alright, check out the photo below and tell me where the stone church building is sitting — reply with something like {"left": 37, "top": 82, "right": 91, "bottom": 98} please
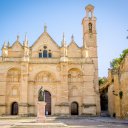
{"left": 0, "top": 4, "right": 100, "bottom": 116}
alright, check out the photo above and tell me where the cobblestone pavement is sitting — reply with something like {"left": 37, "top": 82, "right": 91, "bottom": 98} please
{"left": 0, "top": 116, "right": 128, "bottom": 128}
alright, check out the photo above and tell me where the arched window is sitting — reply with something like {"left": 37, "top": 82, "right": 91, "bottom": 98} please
{"left": 39, "top": 49, "right": 42, "bottom": 58}
{"left": 48, "top": 50, "right": 52, "bottom": 58}
{"left": 88, "top": 23, "right": 92, "bottom": 33}
{"left": 38, "top": 46, "right": 52, "bottom": 58}
{"left": 39, "top": 52, "right": 42, "bottom": 58}
{"left": 48, "top": 52, "right": 52, "bottom": 58}
{"left": 43, "top": 50, "right": 47, "bottom": 58}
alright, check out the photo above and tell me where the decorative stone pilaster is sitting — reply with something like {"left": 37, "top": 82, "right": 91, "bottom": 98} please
{"left": 37, "top": 101, "right": 46, "bottom": 123}
{"left": 19, "top": 62, "right": 29, "bottom": 116}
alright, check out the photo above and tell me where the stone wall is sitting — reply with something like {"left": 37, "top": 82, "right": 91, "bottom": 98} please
{"left": 0, "top": 4, "right": 100, "bottom": 116}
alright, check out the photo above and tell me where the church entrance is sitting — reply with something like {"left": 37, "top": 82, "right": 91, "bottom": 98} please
{"left": 11, "top": 102, "right": 18, "bottom": 115}
{"left": 44, "top": 90, "right": 51, "bottom": 115}
{"left": 71, "top": 102, "right": 79, "bottom": 115}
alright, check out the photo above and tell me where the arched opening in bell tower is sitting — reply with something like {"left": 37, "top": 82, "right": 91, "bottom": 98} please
{"left": 88, "top": 11, "right": 92, "bottom": 18}
{"left": 88, "top": 23, "right": 92, "bottom": 33}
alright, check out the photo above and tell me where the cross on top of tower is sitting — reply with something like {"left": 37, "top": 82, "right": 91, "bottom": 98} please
{"left": 17, "top": 35, "right": 19, "bottom": 41}
{"left": 44, "top": 24, "right": 47, "bottom": 32}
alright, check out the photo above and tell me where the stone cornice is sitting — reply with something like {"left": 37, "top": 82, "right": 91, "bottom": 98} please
{"left": 0, "top": 104, "right": 6, "bottom": 106}
{"left": 0, "top": 57, "right": 94, "bottom": 64}
{"left": 81, "top": 103, "right": 96, "bottom": 108}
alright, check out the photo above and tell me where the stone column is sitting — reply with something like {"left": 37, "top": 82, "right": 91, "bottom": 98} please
{"left": 37, "top": 101, "right": 46, "bottom": 123}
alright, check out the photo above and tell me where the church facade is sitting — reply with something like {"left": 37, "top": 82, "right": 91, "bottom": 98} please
{"left": 0, "top": 5, "right": 100, "bottom": 116}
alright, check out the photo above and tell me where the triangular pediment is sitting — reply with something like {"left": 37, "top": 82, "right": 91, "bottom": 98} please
{"left": 68, "top": 41, "right": 80, "bottom": 50}
{"left": 11, "top": 41, "right": 23, "bottom": 51}
{"left": 68, "top": 41, "right": 81, "bottom": 57}
{"left": 31, "top": 32, "right": 60, "bottom": 51}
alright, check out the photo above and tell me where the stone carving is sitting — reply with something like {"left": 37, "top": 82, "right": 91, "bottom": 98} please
{"left": 68, "top": 69, "right": 82, "bottom": 82}
{"left": 36, "top": 71, "right": 54, "bottom": 82}
{"left": 38, "top": 86, "right": 45, "bottom": 101}
{"left": 7, "top": 69, "right": 20, "bottom": 82}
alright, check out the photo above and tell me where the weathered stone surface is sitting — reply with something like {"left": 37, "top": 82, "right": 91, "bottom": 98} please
{"left": 0, "top": 4, "right": 100, "bottom": 116}
{"left": 37, "top": 102, "right": 46, "bottom": 123}
{"left": 100, "top": 57, "right": 128, "bottom": 119}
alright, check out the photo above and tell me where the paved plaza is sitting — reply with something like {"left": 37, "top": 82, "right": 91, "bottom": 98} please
{"left": 0, "top": 116, "right": 128, "bottom": 128}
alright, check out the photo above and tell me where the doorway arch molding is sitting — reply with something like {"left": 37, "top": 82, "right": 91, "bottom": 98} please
{"left": 71, "top": 101, "right": 79, "bottom": 115}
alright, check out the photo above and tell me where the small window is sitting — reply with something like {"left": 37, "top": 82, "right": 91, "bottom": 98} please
{"left": 89, "top": 23, "right": 92, "bottom": 33}
{"left": 44, "top": 46, "right": 47, "bottom": 49}
{"left": 39, "top": 53, "right": 42, "bottom": 58}
{"left": 48, "top": 52, "right": 52, "bottom": 58}
{"left": 43, "top": 50, "right": 47, "bottom": 58}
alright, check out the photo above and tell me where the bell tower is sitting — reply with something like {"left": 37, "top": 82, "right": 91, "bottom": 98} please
{"left": 82, "top": 4, "right": 97, "bottom": 58}
{"left": 82, "top": 4, "right": 98, "bottom": 90}
{"left": 82, "top": 5, "right": 100, "bottom": 115}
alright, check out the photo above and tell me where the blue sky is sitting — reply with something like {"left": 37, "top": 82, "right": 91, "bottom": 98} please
{"left": 0, "top": 0, "right": 128, "bottom": 77}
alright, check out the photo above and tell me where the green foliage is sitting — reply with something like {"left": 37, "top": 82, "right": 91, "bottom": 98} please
{"left": 110, "top": 58, "right": 122, "bottom": 69}
{"left": 120, "top": 49, "right": 128, "bottom": 60}
{"left": 99, "top": 77, "right": 107, "bottom": 86}
{"left": 110, "top": 49, "right": 128, "bottom": 69}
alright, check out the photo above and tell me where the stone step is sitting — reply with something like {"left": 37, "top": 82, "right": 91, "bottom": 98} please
{"left": 12, "top": 123, "right": 68, "bottom": 128}
{"left": 100, "top": 111, "right": 110, "bottom": 117}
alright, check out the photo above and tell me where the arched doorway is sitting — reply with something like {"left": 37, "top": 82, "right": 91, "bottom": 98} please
{"left": 11, "top": 102, "right": 18, "bottom": 115}
{"left": 44, "top": 90, "right": 51, "bottom": 115}
{"left": 71, "top": 102, "right": 79, "bottom": 115}
{"left": 100, "top": 92, "right": 108, "bottom": 111}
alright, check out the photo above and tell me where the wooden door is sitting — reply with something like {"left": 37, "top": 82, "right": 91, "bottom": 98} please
{"left": 44, "top": 90, "right": 51, "bottom": 115}
{"left": 100, "top": 93, "right": 108, "bottom": 111}
{"left": 11, "top": 102, "right": 18, "bottom": 115}
{"left": 71, "top": 102, "right": 79, "bottom": 115}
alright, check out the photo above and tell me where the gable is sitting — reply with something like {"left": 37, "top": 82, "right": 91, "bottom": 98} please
{"left": 7, "top": 41, "right": 23, "bottom": 57}
{"left": 31, "top": 32, "right": 59, "bottom": 50}
{"left": 68, "top": 42, "right": 81, "bottom": 57}
{"left": 68, "top": 42, "right": 79, "bottom": 49}
{"left": 31, "top": 32, "right": 60, "bottom": 58}
{"left": 11, "top": 41, "right": 23, "bottom": 51}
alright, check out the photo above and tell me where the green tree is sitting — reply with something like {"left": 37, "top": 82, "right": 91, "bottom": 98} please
{"left": 110, "top": 58, "right": 121, "bottom": 69}
{"left": 120, "top": 48, "right": 128, "bottom": 60}
{"left": 99, "top": 77, "right": 107, "bottom": 85}
{"left": 110, "top": 48, "right": 128, "bottom": 69}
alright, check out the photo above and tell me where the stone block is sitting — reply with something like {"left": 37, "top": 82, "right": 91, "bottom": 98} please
{"left": 37, "top": 101, "right": 46, "bottom": 123}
